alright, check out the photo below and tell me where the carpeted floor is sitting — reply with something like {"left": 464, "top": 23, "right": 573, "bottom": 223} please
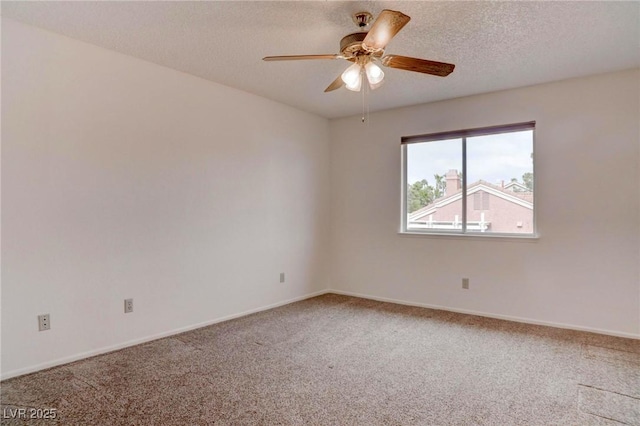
{"left": 1, "top": 294, "right": 639, "bottom": 425}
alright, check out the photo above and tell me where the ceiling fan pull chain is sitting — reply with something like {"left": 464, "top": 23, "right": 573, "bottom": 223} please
{"left": 367, "top": 83, "right": 371, "bottom": 126}
{"left": 361, "top": 67, "right": 369, "bottom": 123}
{"left": 362, "top": 84, "right": 367, "bottom": 123}
{"left": 361, "top": 74, "right": 371, "bottom": 124}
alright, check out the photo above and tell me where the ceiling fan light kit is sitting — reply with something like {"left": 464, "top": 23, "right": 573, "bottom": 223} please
{"left": 342, "top": 61, "right": 363, "bottom": 91}
{"left": 365, "top": 61, "right": 384, "bottom": 85}
{"left": 340, "top": 56, "right": 386, "bottom": 92}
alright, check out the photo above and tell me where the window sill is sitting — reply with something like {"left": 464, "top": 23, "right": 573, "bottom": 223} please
{"left": 398, "top": 231, "right": 540, "bottom": 242}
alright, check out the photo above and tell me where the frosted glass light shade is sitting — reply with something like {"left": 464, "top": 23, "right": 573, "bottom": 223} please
{"left": 341, "top": 62, "right": 363, "bottom": 92}
{"left": 365, "top": 62, "right": 384, "bottom": 85}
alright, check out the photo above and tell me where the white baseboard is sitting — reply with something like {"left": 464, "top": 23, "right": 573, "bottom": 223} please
{"left": 1, "top": 289, "right": 330, "bottom": 381}
{"left": 328, "top": 289, "right": 640, "bottom": 340}
{"left": 3, "top": 288, "right": 637, "bottom": 380}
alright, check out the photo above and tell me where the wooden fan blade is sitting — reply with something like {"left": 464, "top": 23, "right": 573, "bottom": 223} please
{"left": 381, "top": 55, "right": 455, "bottom": 77}
{"left": 263, "top": 54, "right": 340, "bottom": 61}
{"left": 362, "top": 10, "right": 410, "bottom": 52}
{"left": 324, "top": 73, "right": 345, "bottom": 92}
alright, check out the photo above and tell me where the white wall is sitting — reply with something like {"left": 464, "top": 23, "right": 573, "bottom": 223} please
{"left": 1, "top": 19, "right": 330, "bottom": 378}
{"left": 329, "top": 69, "right": 640, "bottom": 336}
{"left": 2, "top": 18, "right": 638, "bottom": 381}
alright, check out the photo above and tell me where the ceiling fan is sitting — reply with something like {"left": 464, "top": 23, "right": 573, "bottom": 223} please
{"left": 263, "top": 9, "right": 455, "bottom": 93}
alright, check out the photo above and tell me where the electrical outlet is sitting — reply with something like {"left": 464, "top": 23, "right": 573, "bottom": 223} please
{"left": 124, "top": 299, "right": 133, "bottom": 313}
{"left": 38, "top": 314, "right": 50, "bottom": 331}
{"left": 280, "top": 273, "right": 285, "bottom": 283}
{"left": 462, "top": 278, "right": 470, "bottom": 290}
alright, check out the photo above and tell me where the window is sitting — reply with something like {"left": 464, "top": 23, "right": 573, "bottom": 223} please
{"left": 401, "top": 122, "right": 535, "bottom": 237}
{"left": 473, "top": 191, "right": 490, "bottom": 211}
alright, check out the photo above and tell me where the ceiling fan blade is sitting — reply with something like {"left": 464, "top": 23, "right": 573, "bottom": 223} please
{"left": 381, "top": 55, "right": 455, "bottom": 77}
{"left": 324, "top": 73, "right": 345, "bottom": 92}
{"left": 362, "top": 10, "right": 410, "bottom": 52}
{"left": 263, "top": 54, "right": 341, "bottom": 61}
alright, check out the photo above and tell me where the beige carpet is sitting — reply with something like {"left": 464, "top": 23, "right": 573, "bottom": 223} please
{"left": 1, "top": 294, "right": 639, "bottom": 425}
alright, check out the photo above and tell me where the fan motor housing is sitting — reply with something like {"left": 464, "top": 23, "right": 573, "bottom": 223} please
{"left": 340, "top": 32, "right": 384, "bottom": 59}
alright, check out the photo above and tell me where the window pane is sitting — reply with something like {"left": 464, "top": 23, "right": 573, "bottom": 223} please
{"left": 466, "top": 130, "right": 534, "bottom": 234}
{"left": 406, "top": 139, "right": 462, "bottom": 231}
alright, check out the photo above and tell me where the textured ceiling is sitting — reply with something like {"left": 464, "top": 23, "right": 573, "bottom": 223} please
{"left": 2, "top": 1, "right": 639, "bottom": 119}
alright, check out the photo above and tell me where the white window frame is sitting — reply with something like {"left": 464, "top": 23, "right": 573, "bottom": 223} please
{"left": 400, "top": 121, "right": 537, "bottom": 238}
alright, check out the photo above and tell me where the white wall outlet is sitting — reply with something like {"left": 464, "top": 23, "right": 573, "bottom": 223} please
{"left": 280, "top": 272, "right": 285, "bottom": 283}
{"left": 124, "top": 298, "right": 133, "bottom": 313}
{"left": 38, "top": 314, "right": 50, "bottom": 331}
{"left": 462, "top": 278, "right": 470, "bottom": 289}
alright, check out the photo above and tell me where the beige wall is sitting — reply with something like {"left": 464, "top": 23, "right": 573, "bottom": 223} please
{"left": 1, "top": 19, "right": 331, "bottom": 378}
{"left": 329, "top": 69, "right": 640, "bottom": 336}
